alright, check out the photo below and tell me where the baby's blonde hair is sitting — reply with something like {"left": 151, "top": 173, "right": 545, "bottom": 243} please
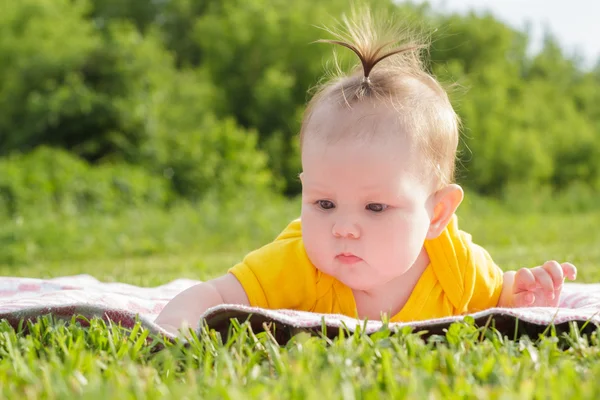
{"left": 300, "top": 7, "right": 460, "bottom": 186}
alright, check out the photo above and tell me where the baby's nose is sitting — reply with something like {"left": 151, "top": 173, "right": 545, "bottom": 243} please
{"left": 332, "top": 220, "right": 360, "bottom": 239}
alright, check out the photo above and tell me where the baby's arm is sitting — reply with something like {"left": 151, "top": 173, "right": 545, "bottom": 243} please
{"left": 155, "top": 274, "right": 249, "bottom": 335}
{"left": 497, "top": 261, "right": 577, "bottom": 308}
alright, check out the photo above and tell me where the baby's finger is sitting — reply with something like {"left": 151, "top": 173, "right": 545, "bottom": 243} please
{"left": 512, "top": 291, "right": 535, "bottom": 307}
{"left": 532, "top": 267, "right": 555, "bottom": 295}
{"left": 541, "top": 260, "right": 564, "bottom": 288}
{"left": 514, "top": 268, "right": 536, "bottom": 292}
{"left": 561, "top": 262, "right": 577, "bottom": 280}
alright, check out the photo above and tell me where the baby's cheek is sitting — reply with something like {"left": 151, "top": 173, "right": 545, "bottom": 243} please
{"left": 303, "top": 215, "right": 327, "bottom": 242}
{"left": 385, "top": 230, "right": 419, "bottom": 266}
{"left": 303, "top": 227, "right": 327, "bottom": 264}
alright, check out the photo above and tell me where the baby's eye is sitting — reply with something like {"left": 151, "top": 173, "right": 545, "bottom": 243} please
{"left": 316, "top": 200, "right": 335, "bottom": 210}
{"left": 366, "top": 203, "right": 388, "bottom": 213}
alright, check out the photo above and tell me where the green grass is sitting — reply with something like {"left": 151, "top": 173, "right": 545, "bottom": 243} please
{"left": 2, "top": 315, "right": 600, "bottom": 398}
{"left": 0, "top": 195, "right": 600, "bottom": 398}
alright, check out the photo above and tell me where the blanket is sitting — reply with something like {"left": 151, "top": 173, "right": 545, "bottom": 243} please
{"left": 1, "top": 275, "right": 599, "bottom": 342}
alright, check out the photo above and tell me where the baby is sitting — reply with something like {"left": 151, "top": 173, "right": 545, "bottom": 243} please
{"left": 155, "top": 9, "right": 577, "bottom": 335}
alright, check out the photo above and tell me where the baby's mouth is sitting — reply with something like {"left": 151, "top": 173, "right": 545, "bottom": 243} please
{"left": 335, "top": 252, "right": 363, "bottom": 265}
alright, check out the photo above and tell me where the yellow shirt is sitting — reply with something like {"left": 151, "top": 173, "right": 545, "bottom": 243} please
{"left": 228, "top": 215, "right": 503, "bottom": 322}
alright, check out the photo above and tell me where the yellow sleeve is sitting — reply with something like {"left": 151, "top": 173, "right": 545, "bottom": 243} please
{"left": 462, "top": 234, "right": 504, "bottom": 312}
{"left": 228, "top": 219, "right": 319, "bottom": 311}
{"left": 426, "top": 215, "right": 504, "bottom": 314}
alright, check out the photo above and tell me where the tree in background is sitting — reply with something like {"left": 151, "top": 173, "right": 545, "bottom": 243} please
{"left": 0, "top": 0, "right": 274, "bottom": 212}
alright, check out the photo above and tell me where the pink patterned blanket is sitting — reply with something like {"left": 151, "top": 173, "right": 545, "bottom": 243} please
{"left": 1, "top": 275, "right": 599, "bottom": 341}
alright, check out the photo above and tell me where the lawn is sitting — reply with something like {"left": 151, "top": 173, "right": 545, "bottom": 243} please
{"left": 1, "top": 196, "right": 599, "bottom": 399}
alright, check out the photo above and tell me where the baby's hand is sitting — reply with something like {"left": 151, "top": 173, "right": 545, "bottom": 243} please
{"left": 511, "top": 261, "right": 577, "bottom": 307}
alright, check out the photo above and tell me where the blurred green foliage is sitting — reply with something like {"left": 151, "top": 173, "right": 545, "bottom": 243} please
{"left": 0, "top": 147, "right": 173, "bottom": 218}
{"left": 0, "top": 0, "right": 598, "bottom": 217}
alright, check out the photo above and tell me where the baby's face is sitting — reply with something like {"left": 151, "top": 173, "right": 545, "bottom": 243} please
{"left": 300, "top": 104, "right": 436, "bottom": 292}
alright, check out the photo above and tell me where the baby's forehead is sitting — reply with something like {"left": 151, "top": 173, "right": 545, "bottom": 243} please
{"left": 302, "top": 132, "right": 427, "bottom": 177}
{"left": 301, "top": 124, "right": 438, "bottom": 190}
{"left": 301, "top": 145, "right": 435, "bottom": 199}
{"left": 304, "top": 100, "right": 411, "bottom": 145}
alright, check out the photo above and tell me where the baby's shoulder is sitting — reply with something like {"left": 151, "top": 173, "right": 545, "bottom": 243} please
{"left": 273, "top": 218, "right": 302, "bottom": 241}
{"left": 243, "top": 218, "right": 307, "bottom": 264}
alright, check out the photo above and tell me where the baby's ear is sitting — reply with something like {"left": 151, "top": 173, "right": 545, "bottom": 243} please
{"left": 426, "top": 184, "right": 464, "bottom": 239}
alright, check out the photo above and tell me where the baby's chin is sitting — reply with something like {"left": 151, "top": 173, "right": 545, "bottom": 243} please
{"left": 315, "top": 263, "right": 380, "bottom": 291}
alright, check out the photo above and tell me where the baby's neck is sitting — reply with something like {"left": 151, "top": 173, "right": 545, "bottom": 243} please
{"left": 352, "top": 247, "right": 430, "bottom": 320}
